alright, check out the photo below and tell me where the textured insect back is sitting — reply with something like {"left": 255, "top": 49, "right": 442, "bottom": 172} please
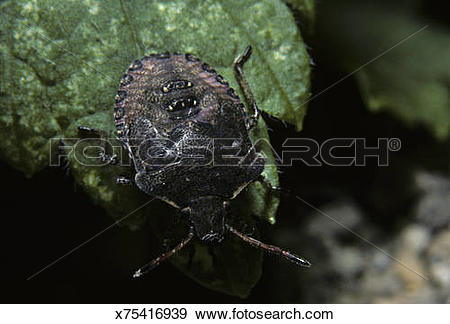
{"left": 114, "top": 51, "right": 264, "bottom": 204}
{"left": 115, "top": 47, "right": 310, "bottom": 279}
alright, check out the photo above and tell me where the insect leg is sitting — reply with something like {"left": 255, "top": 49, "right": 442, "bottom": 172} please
{"left": 257, "top": 174, "right": 283, "bottom": 192}
{"left": 77, "top": 125, "right": 108, "bottom": 137}
{"left": 77, "top": 126, "right": 117, "bottom": 164}
{"left": 257, "top": 175, "right": 295, "bottom": 198}
{"left": 115, "top": 176, "right": 131, "bottom": 185}
{"left": 233, "top": 45, "right": 260, "bottom": 130}
{"left": 225, "top": 224, "right": 311, "bottom": 268}
{"left": 56, "top": 138, "right": 71, "bottom": 175}
{"left": 132, "top": 226, "right": 195, "bottom": 278}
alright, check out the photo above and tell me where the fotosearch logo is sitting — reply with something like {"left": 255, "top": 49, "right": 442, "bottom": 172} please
{"left": 50, "top": 137, "right": 401, "bottom": 168}
{"left": 277, "top": 138, "right": 401, "bottom": 166}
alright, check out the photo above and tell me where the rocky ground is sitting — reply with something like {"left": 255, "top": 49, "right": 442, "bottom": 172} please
{"left": 269, "top": 170, "right": 450, "bottom": 303}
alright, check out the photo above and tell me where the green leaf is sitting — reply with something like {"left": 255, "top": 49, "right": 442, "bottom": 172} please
{"left": 316, "top": 1, "right": 450, "bottom": 140}
{"left": 0, "top": 0, "right": 312, "bottom": 297}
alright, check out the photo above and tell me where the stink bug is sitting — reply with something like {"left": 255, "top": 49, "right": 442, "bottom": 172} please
{"left": 82, "top": 46, "right": 310, "bottom": 277}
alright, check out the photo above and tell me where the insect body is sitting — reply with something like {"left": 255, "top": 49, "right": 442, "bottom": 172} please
{"left": 113, "top": 46, "right": 310, "bottom": 277}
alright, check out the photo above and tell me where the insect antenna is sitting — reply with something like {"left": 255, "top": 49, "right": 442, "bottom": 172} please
{"left": 132, "top": 226, "right": 195, "bottom": 278}
{"left": 225, "top": 224, "right": 311, "bottom": 267}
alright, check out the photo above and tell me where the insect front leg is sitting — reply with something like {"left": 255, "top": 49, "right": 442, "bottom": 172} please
{"left": 233, "top": 45, "right": 260, "bottom": 130}
{"left": 115, "top": 175, "right": 131, "bottom": 185}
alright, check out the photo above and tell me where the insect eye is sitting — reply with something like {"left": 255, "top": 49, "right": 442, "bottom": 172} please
{"left": 166, "top": 96, "right": 200, "bottom": 119}
{"left": 168, "top": 97, "right": 197, "bottom": 111}
{"left": 161, "top": 79, "right": 193, "bottom": 93}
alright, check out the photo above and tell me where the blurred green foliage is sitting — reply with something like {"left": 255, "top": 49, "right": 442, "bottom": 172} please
{"left": 316, "top": 1, "right": 450, "bottom": 140}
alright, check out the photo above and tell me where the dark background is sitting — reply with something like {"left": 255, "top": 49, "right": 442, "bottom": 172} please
{"left": 1, "top": 0, "right": 449, "bottom": 303}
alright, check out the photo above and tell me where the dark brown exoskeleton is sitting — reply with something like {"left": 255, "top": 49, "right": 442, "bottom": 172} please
{"left": 106, "top": 46, "right": 309, "bottom": 277}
